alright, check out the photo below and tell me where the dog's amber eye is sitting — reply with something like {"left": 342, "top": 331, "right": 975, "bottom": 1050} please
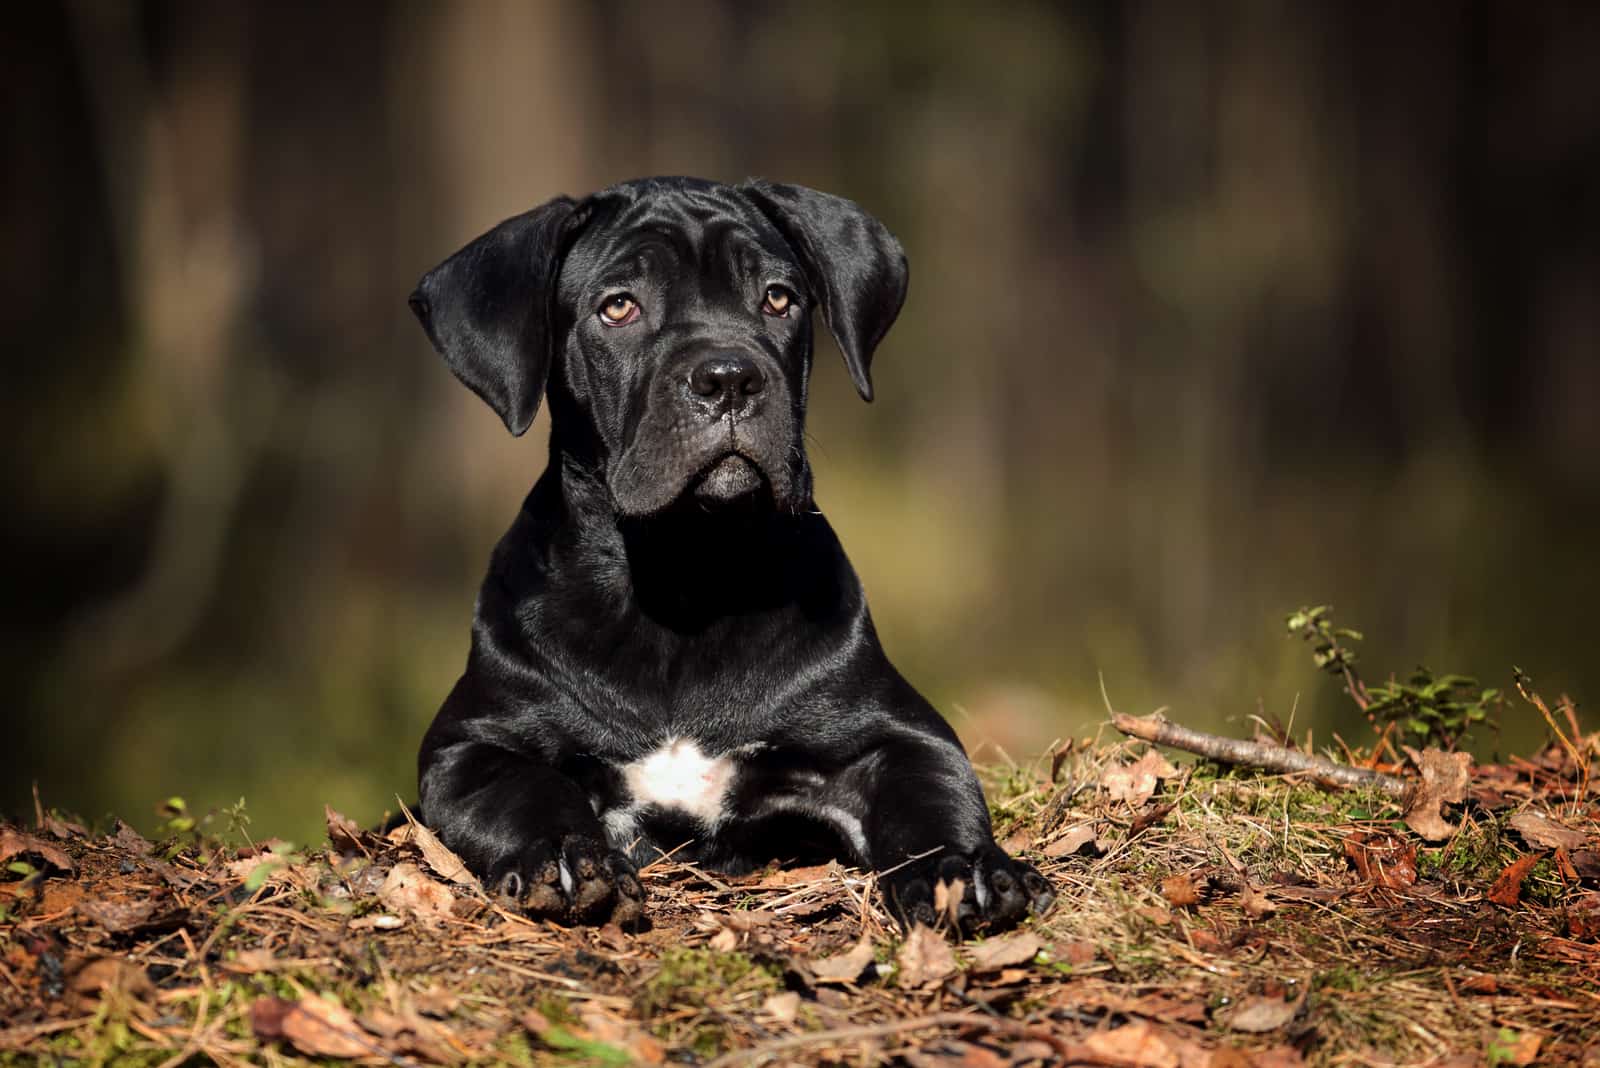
{"left": 762, "top": 286, "right": 793, "bottom": 318}
{"left": 599, "top": 294, "right": 640, "bottom": 326}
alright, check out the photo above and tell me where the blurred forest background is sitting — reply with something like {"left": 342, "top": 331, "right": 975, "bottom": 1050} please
{"left": 5, "top": 1, "right": 1597, "bottom": 843}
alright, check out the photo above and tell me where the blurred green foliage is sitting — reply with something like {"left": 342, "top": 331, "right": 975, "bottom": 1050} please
{"left": 4, "top": 2, "right": 1596, "bottom": 843}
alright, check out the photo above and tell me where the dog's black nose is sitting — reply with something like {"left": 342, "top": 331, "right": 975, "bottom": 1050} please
{"left": 689, "top": 355, "right": 765, "bottom": 404}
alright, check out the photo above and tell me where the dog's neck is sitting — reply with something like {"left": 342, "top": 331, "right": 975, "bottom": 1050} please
{"left": 525, "top": 451, "right": 842, "bottom": 635}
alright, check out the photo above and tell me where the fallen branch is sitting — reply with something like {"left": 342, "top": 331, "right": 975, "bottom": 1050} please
{"left": 1112, "top": 712, "right": 1412, "bottom": 799}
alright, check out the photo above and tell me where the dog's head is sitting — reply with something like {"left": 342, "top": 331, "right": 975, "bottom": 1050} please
{"left": 409, "top": 177, "right": 908, "bottom": 516}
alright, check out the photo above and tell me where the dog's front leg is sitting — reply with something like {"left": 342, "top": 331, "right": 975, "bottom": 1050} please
{"left": 419, "top": 739, "right": 644, "bottom": 925}
{"left": 841, "top": 734, "right": 1053, "bottom": 933}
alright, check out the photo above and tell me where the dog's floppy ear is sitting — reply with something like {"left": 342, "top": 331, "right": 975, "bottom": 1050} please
{"left": 740, "top": 180, "right": 908, "bottom": 402}
{"left": 408, "top": 197, "right": 585, "bottom": 435}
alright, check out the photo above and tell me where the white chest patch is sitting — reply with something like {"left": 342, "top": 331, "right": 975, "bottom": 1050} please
{"left": 622, "top": 739, "right": 736, "bottom": 824}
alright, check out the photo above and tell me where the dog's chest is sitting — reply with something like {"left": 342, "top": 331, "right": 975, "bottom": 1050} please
{"left": 615, "top": 738, "right": 737, "bottom": 822}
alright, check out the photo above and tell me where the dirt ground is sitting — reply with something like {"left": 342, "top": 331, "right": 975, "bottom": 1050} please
{"left": 3, "top": 718, "right": 1598, "bottom": 1066}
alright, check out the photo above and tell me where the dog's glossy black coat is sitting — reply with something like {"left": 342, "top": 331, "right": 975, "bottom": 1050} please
{"left": 410, "top": 177, "right": 1052, "bottom": 931}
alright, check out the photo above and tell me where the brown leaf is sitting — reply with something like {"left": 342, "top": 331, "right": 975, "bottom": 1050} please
{"left": 1102, "top": 750, "right": 1178, "bottom": 807}
{"left": 325, "top": 805, "right": 370, "bottom": 855}
{"left": 1239, "top": 884, "right": 1277, "bottom": 919}
{"left": 1161, "top": 873, "right": 1203, "bottom": 908}
{"left": 68, "top": 957, "right": 154, "bottom": 1001}
{"left": 111, "top": 821, "right": 153, "bottom": 856}
{"left": 1488, "top": 852, "right": 1542, "bottom": 907}
{"left": 379, "top": 861, "right": 456, "bottom": 926}
{"left": 1137, "top": 905, "right": 1174, "bottom": 926}
{"left": 1402, "top": 748, "right": 1472, "bottom": 841}
{"left": 1042, "top": 824, "right": 1100, "bottom": 858}
{"left": 742, "top": 862, "right": 837, "bottom": 888}
{"left": 280, "top": 994, "right": 374, "bottom": 1059}
{"left": 1082, "top": 1022, "right": 1179, "bottom": 1068}
{"left": 41, "top": 813, "right": 87, "bottom": 839}
{"left": 1223, "top": 994, "right": 1302, "bottom": 1033}
{"left": 0, "top": 828, "right": 76, "bottom": 874}
{"left": 250, "top": 996, "right": 296, "bottom": 1039}
{"left": 1343, "top": 832, "right": 1418, "bottom": 889}
{"left": 1130, "top": 802, "right": 1177, "bottom": 835}
{"left": 1246, "top": 1047, "right": 1306, "bottom": 1068}
{"left": 1509, "top": 810, "right": 1590, "bottom": 851}
{"left": 903, "top": 1040, "right": 1011, "bottom": 1068}
{"left": 220, "top": 948, "right": 278, "bottom": 974}
{"left": 1056, "top": 939, "right": 1099, "bottom": 966}
{"left": 762, "top": 991, "right": 801, "bottom": 1024}
{"left": 897, "top": 923, "right": 958, "bottom": 988}
{"left": 1566, "top": 892, "right": 1600, "bottom": 941}
{"left": 810, "top": 936, "right": 877, "bottom": 983}
{"left": 1572, "top": 850, "right": 1600, "bottom": 880}
{"left": 75, "top": 898, "right": 159, "bottom": 933}
{"left": 964, "top": 931, "right": 1041, "bottom": 972}
{"left": 397, "top": 821, "right": 481, "bottom": 890}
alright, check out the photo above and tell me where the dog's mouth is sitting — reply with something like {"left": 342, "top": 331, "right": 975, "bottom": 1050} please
{"left": 691, "top": 451, "right": 767, "bottom": 503}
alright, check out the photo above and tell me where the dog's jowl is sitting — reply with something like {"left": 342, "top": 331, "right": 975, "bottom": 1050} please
{"left": 409, "top": 177, "right": 1053, "bottom": 932}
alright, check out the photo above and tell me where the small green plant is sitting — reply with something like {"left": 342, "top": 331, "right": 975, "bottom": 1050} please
{"left": 1287, "top": 605, "right": 1498, "bottom": 750}
{"left": 1364, "top": 668, "right": 1497, "bottom": 751}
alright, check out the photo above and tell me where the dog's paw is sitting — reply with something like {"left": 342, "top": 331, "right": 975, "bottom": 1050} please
{"left": 490, "top": 834, "right": 645, "bottom": 927}
{"left": 882, "top": 843, "right": 1053, "bottom": 935}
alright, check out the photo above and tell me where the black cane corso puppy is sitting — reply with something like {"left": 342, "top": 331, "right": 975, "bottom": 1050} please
{"left": 409, "top": 176, "right": 1053, "bottom": 932}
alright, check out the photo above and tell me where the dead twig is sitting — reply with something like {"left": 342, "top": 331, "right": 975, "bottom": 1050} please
{"left": 1112, "top": 711, "right": 1412, "bottom": 799}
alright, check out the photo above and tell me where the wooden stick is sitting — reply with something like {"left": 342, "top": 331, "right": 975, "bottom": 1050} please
{"left": 1112, "top": 712, "right": 1413, "bottom": 799}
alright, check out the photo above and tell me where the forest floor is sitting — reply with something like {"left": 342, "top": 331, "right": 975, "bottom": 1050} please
{"left": 3, "top": 713, "right": 1598, "bottom": 1067}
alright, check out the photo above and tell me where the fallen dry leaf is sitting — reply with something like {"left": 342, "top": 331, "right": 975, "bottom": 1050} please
{"left": 1246, "top": 1047, "right": 1306, "bottom": 1067}
{"left": 75, "top": 898, "right": 160, "bottom": 933}
{"left": 0, "top": 828, "right": 76, "bottom": 874}
{"left": 1566, "top": 893, "right": 1600, "bottom": 940}
{"left": 1162, "top": 872, "right": 1203, "bottom": 908}
{"left": 743, "top": 862, "right": 837, "bottom": 888}
{"left": 396, "top": 820, "right": 481, "bottom": 889}
{"left": 810, "top": 936, "right": 877, "bottom": 983}
{"left": 897, "top": 923, "right": 958, "bottom": 988}
{"left": 762, "top": 991, "right": 801, "bottom": 1024}
{"left": 1102, "top": 750, "right": 1179, "bottom": 807}
{"left": 964, "top": 931, "right": 1041, "bottom": 972}
{"left": 903, "top": 1040, "right": 1011, "bottom": 1068}
{"left": 1343, "top": 832, "right": 1418, "bottom": 889}
{"left": 1042, "top": 823, "right": 1101, "bottom": 858}
{"left": 278, "top": 994, "right": 374, "bottom": 1059}
{"left": 324, "top": 805, "right": 370, "bottom": 855}
{"left": 1509, "top": 810, "right": 1590, "bottom": 851}
{"left": 1239, "top": 883, "right": 1277, "bottom": 919}
{"left": 1055, "top": 939, "right": 1099, "bottom": 967}
{"left": 1402, "top": 747, "right": 1472, "bottom": 841}
{"left": 68, "top": 957, "right": 154, "bottom": 1002}
{"left": 1223, "top": 994, "right": 1302, "bottom": 1033}
{"left": 379, "top": 861, "right": 456, "bottom": 926}
{"left": 1082, "top": 1021, "right": 1179, "bottom": 1068}
{"left": 220, "top": 948, "right": 278, "bottom": 974}
{"left": 1488, "top": 853, "right": 1543, "bottom": 908}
